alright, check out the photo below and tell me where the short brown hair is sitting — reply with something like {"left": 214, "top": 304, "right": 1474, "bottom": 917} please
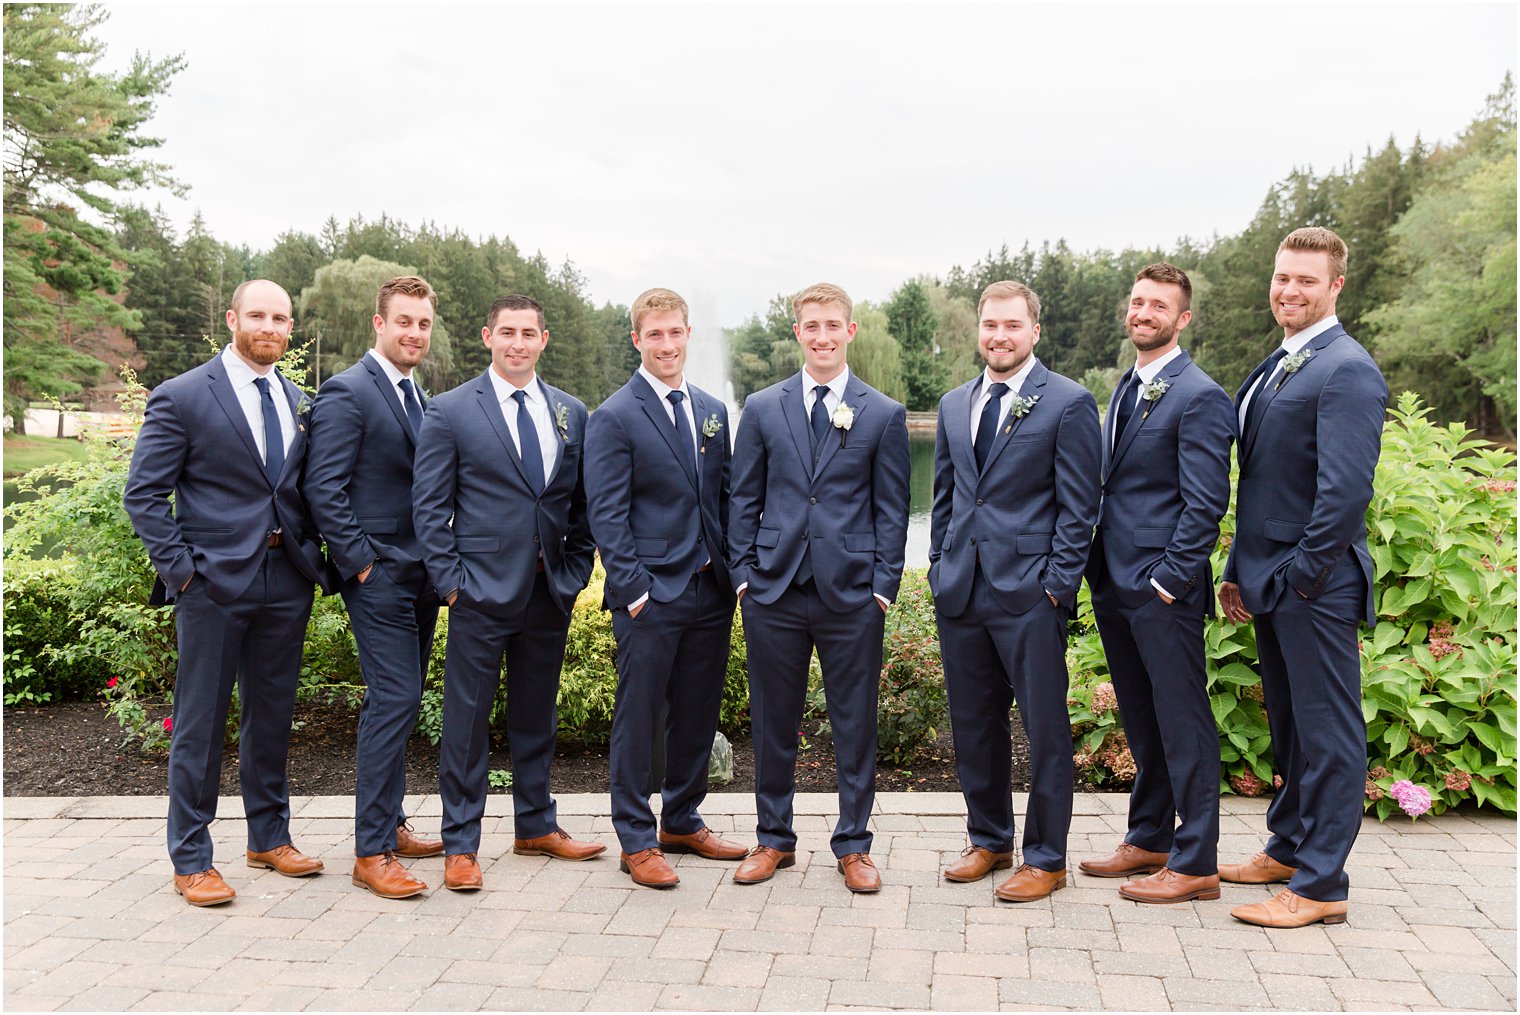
{"left": 376, "top": 276, "right": 437, "bottom": 321}
{"left": 1278, "top": 227, "right": 1348, "bottom": 280}
{"left": 978, "top": 280, "right": 1041, "bottom": 324}
{"left": 792, "top": 282, "right": 853, "bottom": 322}
{"left": 631, "top": 288, "right": 689, "bottom": 333}
{"left": 1134, "top": 262, "right": 1193, "bottom": 313}
{"left": 485, "top": 294, "right": 546, "bottom": 332}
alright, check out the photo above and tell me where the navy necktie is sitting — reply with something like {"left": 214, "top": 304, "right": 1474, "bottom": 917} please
{"left": 809, "top": 384, "right": 831, "bottom": 458}
{"left": 974, "top": 382, "right": 1009, "bottom": 471}
{"left": 1112, "top": 371, "right": 1138, "bottom": 449}
{"left": 1244, "top": 348, "right": 1289, "bottom": 438}
{"left": 512, "top": 390, "right": 545, "bottom": 495}
{"left": 668, "top": 390, "right": 698, "bottom": 487}
{"left": 398, "top": 377, "right": 424, "bottom": 438}
{"left": 253, "top": 376, "right": 284, "bottom": 486}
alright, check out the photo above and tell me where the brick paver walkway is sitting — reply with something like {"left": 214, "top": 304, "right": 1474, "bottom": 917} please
{"left": 3, "top": 792, "right": 1515, "bottom": 1011}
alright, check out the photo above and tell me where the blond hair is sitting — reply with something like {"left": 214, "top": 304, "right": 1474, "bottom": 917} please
{"left": 631, "top": 287, "right": 689, "bottom": 333}
{"left": 792, "top": 282, "right": 853, "bottom": 322}
{"left": 1278, "top": 227, "right": 1348, "bottom": 280}
{"left": 376, "top": 276, "right": 437, "bottom": 320}
{"left": 977, "top": 280, "right": 1042, "bottom": 324}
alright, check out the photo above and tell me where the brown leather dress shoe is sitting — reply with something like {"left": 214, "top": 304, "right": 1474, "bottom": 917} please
{"left": 1079, "top": 842, "right": 1169, "bottom": 878}
{"left": 838, "top": 852, "right": 882, "bottom": 893}
{"left": 352, "top": 851, "right": 427, "bottom": 899}
{"left": 734, "top": 845, "right": 795, "bottom": 884}
{"left": 512, "top": 829, "right": 607, "bottom": 861}
{"left": 620, "top": 848, "right": 679, "bottom": 889}
{"left": 1119, "top": 867, "right": 1221, "bottom": 904}
{"left": 1231, "top": 888, "right": 1347, "bottom": 927}
{"left": 1219, "top": 851, "right": 1298, "bottom": 884}
{"left": 246, "top": 844, "right": 324, "bottom": 877}
{"left": 394, "top": 822, "right": 444, "bottom": 859}
{"left": 658, "top": 827, "right": 748, "bottom": 861}
{"left": 443, "top": 852, "right": 483, "bottom": 891}
{"left": 994, "top": 863, "right": 1067, "bottom": 902}
{"left": 944, "top": 845, "right": 1015, "bottom": 883}
{"left": 173, "top": 867, "right": 236, "bottom": 907}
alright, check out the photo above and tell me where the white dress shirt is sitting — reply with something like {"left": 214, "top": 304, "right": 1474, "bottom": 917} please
{"left": 221, "top": 345, "right": 294, "bottom": 466}
{"left": 487, "top": 368, "right": 560, "bottom": 478}
{"left": 802, "top": 366, "right": 850, "bottom": 424}
{"left": 366, "top": 348, "right": 418, "bottom": 415}
{"left": 1113, "top": 345, "right": 1185, "bottom": 452}
{"left": 1237, "top": 315, "right": 1337, "bottom": 431}
{"left": 638, "top": 366, "right": 699, "bottom": 462}
{"left": 969, "top": 356, "right": 1038, "bottom": 443}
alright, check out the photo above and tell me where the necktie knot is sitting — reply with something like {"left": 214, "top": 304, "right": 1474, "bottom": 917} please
{"left": 667, "top": 390, "right": 685, "bottom": 407}
{"left": 254, "top": 377, "right": 270, "bottom": 395}
{"left": 986, "top": 381, "right": 1009, "bottom": 401}
{"left": 813, "top": 384, "right": 831, "bottom": 405}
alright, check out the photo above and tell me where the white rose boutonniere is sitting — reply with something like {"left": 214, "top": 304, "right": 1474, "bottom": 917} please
{"left": 1276, "top": 348, "right": 1312, "bottom": 389}
{"left": 832, "top": 402, "right": 855, "bottom": 446}
{"left": 1140, "top": 378, "right": 1169, "bottom": 419}
{"left": 553, "top": 402, "right": 571, "bottom": 439}
{"left": 700, "top": 413, "right": 721, "bottom": 452}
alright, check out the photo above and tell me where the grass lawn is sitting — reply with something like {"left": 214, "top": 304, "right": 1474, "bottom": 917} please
{"left": 3, "top": 434, "right": 93, "bottom": 478}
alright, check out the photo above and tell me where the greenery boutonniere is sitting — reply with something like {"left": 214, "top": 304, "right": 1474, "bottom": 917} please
{"left": 831, "top": 402, "right": 855, "bottom": 446}
{"left": 1140, "top": 378, "right": 1169, "bottom": 419}
{"left": 553, "top": 402, "right": 570, "bottom": 440}
{"left": 295, "top": 392, "right": 313, "bottom": 431}
{"left": 1276, "top": 348, "right": 1313, "bottom": 389}
{"left": 700, "top": 413, "right": 722, "bottom": 452}
{"left": 1007, "top": 392, "right": 1040, "bottom": 426}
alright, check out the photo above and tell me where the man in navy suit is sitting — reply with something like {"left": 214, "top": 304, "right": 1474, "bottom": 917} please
{"left": 1219, "top": 228, "right": 1387, "bottom": 928}
{"left": 930, "top": 280, "right": 1100, "bottom": 902}
{"left": 124, "top": 279, "right": 334, "bottom": 906}
{"left": 585, "top": 287, "right": 748, "bottom": 889}
{"left": 412, "top": 294, "right": 603, "bottom": 891}
{"left": 1079, "top": 263, "right": 1234, "bottom": 904}
{"left": 728, "top": 283, "right": 910, "bottom": 893}
{"left": 305, "top": 276, "right": 447, "bottom": 899}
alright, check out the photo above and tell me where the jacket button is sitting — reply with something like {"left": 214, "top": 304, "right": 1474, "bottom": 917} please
{"left": 532, "top": 536, "right": 540, "bottom": 544}
{"left": 976, "top": 499, "right": 984, "bottom": 506}
{"left": 809, "top": 497, "right": 817, "bottom": 504}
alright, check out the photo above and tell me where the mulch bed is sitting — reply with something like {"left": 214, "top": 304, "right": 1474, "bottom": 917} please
{"left": 2, "top": 699, "right": 1038, "bottom": 798}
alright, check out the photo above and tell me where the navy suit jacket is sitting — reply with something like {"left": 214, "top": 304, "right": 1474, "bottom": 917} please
{"left": 929, "top": 360, "right": 1101, "bottom": 617}
{"left": 412, "top": 371, "right": 596, "bottom": 618}
{"left": 304, "top": 355, "right": 430, "bottom": 586}
{"left": 123, "top": 355, "right": 331, "bottom": 605}
{"left": 1085, "top": 350, "right": 1235, "bottom": 612}
{"left": 1223, "top": 324, "right": 1388, "bottom": 623}
{"left": 728, "top": 370, "right": 911, "bottom": 612}
{"left": 585, "top": 373, "right": 734, "bottom": 610}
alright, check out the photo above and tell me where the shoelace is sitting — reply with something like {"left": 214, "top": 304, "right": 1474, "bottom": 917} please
{"left": 842, "top": 853, "right": 874, "bottom": 867}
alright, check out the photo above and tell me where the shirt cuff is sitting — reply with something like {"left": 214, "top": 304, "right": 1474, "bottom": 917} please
{"left": 1149, "top": 577, "right": 1176, "bottom": 600}
{"left": 736, "top": 581, "right": 748, "bottom": 596}
{"left": 873, "top": 593, "right": 891, "bottom": 609}
{"left": 629, "top": 592, "right": 650, "bottom": 611}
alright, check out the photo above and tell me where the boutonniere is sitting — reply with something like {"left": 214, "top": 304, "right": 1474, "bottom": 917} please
{"left": 1007, "top": 393, "right": 1040, "bottom": 424}
{"left": 553, "top": 402, "right": 570, "bottom": 440}
{"left": 295, "top": 393, "right": 313, "bottom": 431}
{"left": 831, "top": 402, "right": 855, "bottom": 446}
{"left": 1276, "top": 348, "right": 1312, "bottom": 389}
{"left": 700, "top": 413, "right": 722, "bottom": 452}
{"left": 1140, "top": 378, "right": 1169, "bottom": 419}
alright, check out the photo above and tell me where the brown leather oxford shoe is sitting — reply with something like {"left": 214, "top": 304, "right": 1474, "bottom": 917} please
{"left": 944, "top": 845, "right": 1015, "bottom": 883}
{"left": 443, "top": 852, "right": 483, "bottom": 891}
{"left": 620, "top": 847, "right": 679, "bottom": 889}
{"left": 1232, "top": 888, "right": 1347, "bottom": 927}
{"left": 1079, "top": 842, "right": 1169, "bottom": 878}
{"left": 246, "top": 844, "right": 324, "bottom": 877}
{"left": 1218, "top": 851, "right": 1298, "bottom": 884}
{"left": 658, "top": 826, "right": 749, "bottom": 861}
{"left": 394, "top": 822, "right": 444, "bottom": 859}
{"left": 838, "top": 852, "right": 882, "bottom": 893}
{"left": 734, "top": 845, "right": 795, "bottom": 884}
{"left": 994, "top": 863, "right": 1067, "bottom": 902}
{"left": 352, "top": 851, "right": 427, "bottom": 899}
{"left": 512, "top": 829, "right": 607, "bottom": 861}
{"left": 173, "top": 867, "right": 236, "bottom": 907}
{"left": 1119, "top": 867, "right": 1221, "bottom": 904}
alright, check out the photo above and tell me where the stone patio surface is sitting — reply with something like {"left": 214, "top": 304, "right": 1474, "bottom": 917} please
{"left": 3, "top": 792, "right": 1515, "bottom": 1012}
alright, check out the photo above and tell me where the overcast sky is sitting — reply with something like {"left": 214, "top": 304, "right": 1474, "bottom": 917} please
{"left": 94, "top": 3, "right": 1515, "bottom": 330}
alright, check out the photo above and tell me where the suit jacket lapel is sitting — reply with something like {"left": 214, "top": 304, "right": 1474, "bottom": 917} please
{"left": 691, "top": 386, "right": 720, "bottom": 488}
{"left": 633, "top": 373, "right": 698, "bottom": 494}
{"left": 812, "top": 376, "right": 866, "bottom": 480}
{"left": 207, "top": 363, "right": 271, "bottom": 487}
{"left": 538, "top": 379, "right": 572, "bottom": 490}
{"left": 365, "top": 355, "right": 417, "bottom": 448}
{"left": 476, "top": 373, "right": 532, "bottom": 491}
{"left": 780, "top": 374, "right": 813, "bottom": 475}
{"left": 945, "top": 379, "right": 978, "bottom": 481}
{"left": 981, "top": 360, "right": 1047, "bottom": 477}
{"left": 1235, "top": 351, "right": 1277, "bottom": 463}
{"left": 274, "top": 371, "right": 307, "bottom": 486}
{"left": 1101, "top": 367, "right": 1134, "bottom": 483}
{"left": 1109, "top": 351, "right": 1192, "bottom": 480}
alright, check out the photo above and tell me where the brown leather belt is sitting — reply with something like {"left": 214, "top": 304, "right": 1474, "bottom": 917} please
{"left": 267, "top": 531, "right": 284, "bottom": 548}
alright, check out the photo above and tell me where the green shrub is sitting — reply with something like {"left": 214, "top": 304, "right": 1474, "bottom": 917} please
{"left": 877, "top": 569, "right": 948, "bottom": 766}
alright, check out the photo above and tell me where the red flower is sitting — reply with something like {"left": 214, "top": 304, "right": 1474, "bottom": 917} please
{"left": 106, "top": 676, "right": 119, "bottom": 689}
{"left": 162, "top": 716, "right": 174, "bottom": 733}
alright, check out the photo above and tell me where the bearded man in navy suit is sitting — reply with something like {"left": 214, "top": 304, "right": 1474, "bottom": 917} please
{"left": 1218, "top": 228, "right": 1387, "bottom": 928}
{"left": 1079, "top": 263, "right": 1234, "bottom": 904}
{"left": 728, "top": 282, "right": 911, "bottom": 893}
{"left": 585, "top": 288, "right": 748, "bottom": 889}
{"left": 124, "top": 279, "right": 334, "bottom": 907}
{"left": 305, "top": 276, "right": 447, "bottom": 899}
{"left": 412, "top": 294, "right": 603, "bottom": 891}
{"left": 930, "top": 280, "right": 1100, "bottom": 902}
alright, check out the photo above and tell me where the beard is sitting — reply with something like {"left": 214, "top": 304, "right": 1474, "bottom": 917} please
{"left": 1127, "top": 319, "right": 1178, "bottom": 353}
{"left": 233, "top": 326, "right": 289, "bottom": 366}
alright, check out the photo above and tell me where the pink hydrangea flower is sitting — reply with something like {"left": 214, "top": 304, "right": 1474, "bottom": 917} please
{"left": 1445, "top": 770, "right": 1472, "bottom": 792}
{"left": 1090, "top": 682, "right": 1118, "bottom": 716}
{"left": 1390, "top": 779, "right": 1432, "bottom": 818}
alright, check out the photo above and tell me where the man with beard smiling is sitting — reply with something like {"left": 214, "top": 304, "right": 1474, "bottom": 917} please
{"left": 1079, "top": 263, "right": 1234, "bottom": 904}
{"left": 125, "top": 279, "right": 334, "bottom": 906}
{"left": 929, "top": 280, "right": 1099, "bottom": 902}
{"left": 305, "top": 276, "right": 447, "bottom": 899}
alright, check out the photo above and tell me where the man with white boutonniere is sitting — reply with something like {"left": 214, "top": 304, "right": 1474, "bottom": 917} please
{"left": 1218, "top": 228, "right": 1387, "bottom": 928}
{"left": 728, "top": 283, "right": 911, "bottom": 893}
{"left": 1079, "top": 263, "right": 1235, "bottom": 904}
{"left": 928, "top": 280, "right": 1100, "bottom": 903}
{"left": 584, "top": 288, "right": 748, "bottom": 889}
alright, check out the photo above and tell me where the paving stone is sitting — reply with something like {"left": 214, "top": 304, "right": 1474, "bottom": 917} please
{"left": 866, "top": 947, "right": 934, "bottom": 985}
{"left": 656, "top": 983, "right": 761, "bottom": 1010}
{"left": 1328, "top": 976, "right": 1439, "bottom": 1006}
{"left": 534, "top": 954, "right": 614, "bottom": 992}
{"left": 1249, "top": 950, "right": 1351, "bottom": 977}
{"left": 1419, "top": 969, "right": 1511, "bottom": 1009}
{"left": 702, "top": 950, "right": 774, "bottom": 988}
{"left": 606, "top": 957, "right": 706, "bottom": 985}
{"left": 482, "top": 986, "right": 590, "bottom": 1011}
{"left": 233, "top": 985, "right": 323, "bottom": 1010}
{"left": 1095, "top": 973, "right": 1170, "bottom": 1011}
{"left": 829, "top": 980, "right": 931, "bottom": 1008}
{"left": 757, "top": 974, "right": 831, "bottom": 1011}
{"left": 1161, "top": 976, "right": 1269, "bottom": 1008}
{"left": 930, "top": 972, "right": 999, "bottom": 1010}
{"left": 585, "top": 980, "right": 665, "bottom": 1011}
{"left": 998, "top": 977, "right": 1100, "bottom": 1008}
{"left": 406, "top": 981, "right": 495, "bottom": 1011}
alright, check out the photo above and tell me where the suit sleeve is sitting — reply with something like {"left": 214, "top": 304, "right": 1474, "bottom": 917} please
{"left": 726, "top": 407, "right": 767, "bottom": 592}
{"left": 1042, "top": 388, "right": 1101, "bottom": 606}
{"left": 1152, "top": 384, "right": 1235, "bottom": 597}
{"left": 872, "top": 402, "right": 911, "bottom": 602}
{"left": 411, "top": 403, "right": 464, "bottom": 600}
{"left": 122, "top": 385, "right": 197, "bottom": 595}
{"left": 562, "top": 405, "right": 597, "bottom": 593}
{"left": 928, "top": 399, "right": 952, "bottom": 566}
{"left": 303, "top": 378, "right": 374, "bottom": 581}
{"left": 584, "top": 407, "right": 647, "bottom": 608}
{"left": 1285, "top": 358, "right": 1388, "bottom": 598}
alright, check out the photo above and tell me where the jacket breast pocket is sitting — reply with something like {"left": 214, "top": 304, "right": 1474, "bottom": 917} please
{"left": 359, "top": 516, "right": 399, "bottom": 535}
{"left": 1262, "top": 518, "right": 1305, "bottom": 544}
{"left": 456, "top": 535, "right": 501, "bottom": 553}
{"left": 1016, "top": 532, "right": 1053, "bottom": 555}
{"left": 755, "top": 528, "right": 781, "bottom": 549}
{"left": 1008, "top": 426, "right": 1053, "bottom": 444}
{"left": 634, "top": 537, "right": 668, "bottom": 557}
{"left": 1133, "top": 526, "right": 1173, "bottom": 549}
{"left": 843, "top": 531, "right": 874, "bottom": 553}
{"left": 1269, "top": 397, "right": 1308, "bottom": 412}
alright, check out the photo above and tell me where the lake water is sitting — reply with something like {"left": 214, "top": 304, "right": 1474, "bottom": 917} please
{"left": 907, "top": 430, "right": 934, "bottom": 567}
